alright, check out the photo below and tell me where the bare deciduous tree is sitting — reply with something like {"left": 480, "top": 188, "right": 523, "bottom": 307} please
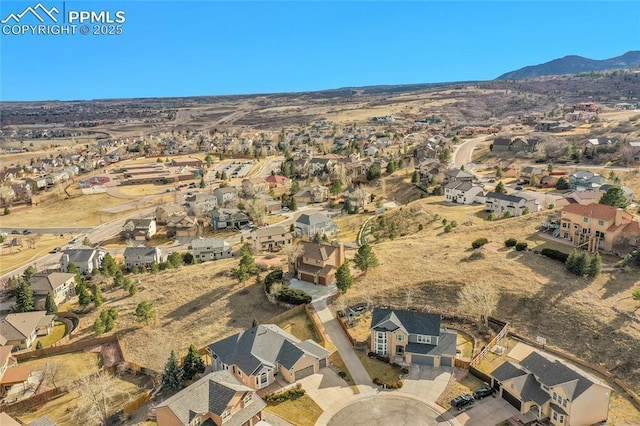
{"left": 283, "top": 243, "right": 303, "bottom": 267}
{"left": 269, "top": 281, "right": 284, "bottom": 299}
{"left": 43, "top": 361, "right": 63, "bottom": 390}
{"left": 457, "top": 281, "right": 500, "bottom": 328}
{"left": 75, "top": 369, "right": 125, "bottom": 425}
{"left": 402, "top": 285, "right": 414, "bottom": 310}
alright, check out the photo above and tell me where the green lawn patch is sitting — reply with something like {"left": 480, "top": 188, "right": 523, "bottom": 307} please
{"left": 36, "top": 321, "right": 67, "bottom": 348}
{"left": 265, "top": 395, "right": 322, "bottom": 426}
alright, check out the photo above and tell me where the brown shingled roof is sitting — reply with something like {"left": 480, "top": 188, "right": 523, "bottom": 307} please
{"left": 561, "top": 203, "right": 631, "bottom": 222}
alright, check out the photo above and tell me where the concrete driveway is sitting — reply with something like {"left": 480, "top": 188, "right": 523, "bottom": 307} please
{"left": 289, "top": 279, "right": 337, "bottom": 302}
{"left": 401, "top": 365, "right": 452, "bottom": 402}
{"left": 297, "top": 369, "right": 355, "bottom": 411}
{"left": 448, "top": 395, "right": 521, "bottom": 425}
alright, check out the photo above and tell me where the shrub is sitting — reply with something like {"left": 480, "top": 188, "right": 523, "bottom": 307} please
{"left": 444, "top": 224, "right": 453, "bottom": 233}
{"left": 540, "top": 248, "right": 569, "bottom": 263}
{"left": 264, "top": 388, "right": 306, "bottom": 403}
{"left": 264, "top": 269, "right": 284, "bottom": 293}
{"left": 504, "top": 238, "right": 517, "bottom": 247}
{"left": 515, "top": 242, "right": 528, "bottom": 251}
{"left": 278, "top": 287, "right": 312, "bottom": 305}
{"left": 471, "top": 238, "right": 489, "bottom": 249}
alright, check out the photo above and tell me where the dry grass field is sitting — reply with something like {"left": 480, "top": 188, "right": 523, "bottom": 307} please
{"left": 0, "top": 234, "right": 65, "bottom": 275}
{"left": 341, "top": 199, "right": 640, "bottom": 401}
{"left": 76, "top": 258, "right": 286, "bottom": 373}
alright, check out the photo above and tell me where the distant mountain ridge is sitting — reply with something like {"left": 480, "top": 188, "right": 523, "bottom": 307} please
{"left": 496, "top": 51, "right": 640, "bottom": 80}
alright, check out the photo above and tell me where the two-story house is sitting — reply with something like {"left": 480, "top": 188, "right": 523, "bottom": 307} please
{"left": 369, "top": 308, "right": 457, "bottom": 367}
{"left": 211, "top": 208, "right": 251, "bottom": 231}
{"left": 207, "top": 324, "right": 329, "bottom": 390}
{"left": 155, "top": 370, "right": 266, "bottom": 426}
{"left": 294, "top": 213, "right": 337, "bottom": 239}
{"left": 241, "top": 178, "right": 269, "bottom": 197}
{"left": 559, "top": 203, "right": 640, "bottom": 253}
{"left": 184, "top": 193, "right": 218, "bottom": 216}
{"left": 0, "top": 311, "right": 55, "bottom": 349}
{"left": 490, "top": 347, "right": 611, "bottom": 426}
{"left": 293, "top": 185, "right": 329, "bottom": 206}
{"left": 308, "top": 157, "right": 334, "bottom": 175}
{"left": 166, "top": 215, "right": 198, "bottom": 238}
{"left": 29, "top": 272, "right": 76, "bottom": 310}
{"left": 213, "top": 187, "right": 239, "bottom": 207}
{"left": 190, "top": 238, "right": 232, "bottom": 262}
{"left": 295, "top": 241, "right": 345, "bottom": 285}
{"left": 249, "top": 226, "right": 292, "bottom": 252}
{"left": 485, "top": 192, "right": 539, "bottom": 217}
{"left": 60, "top": 248, "right": 105, "bottom": 276}
{"left": 444, "top": 181, "right": 484, "bottom": 205}
{"left": 155, "top": 204, "right": 187, "bottom": 225}
{"left": 443, "top": 169, "right": 474, "bottom": 184}
{"left": 569, "top": 171, "right": 604, "bottom": 192}
{"left": 123, "top": 247, "right": 167, "bottom": 270}
{"left": 122, "top": 219, "right": 157, "bottom": 241}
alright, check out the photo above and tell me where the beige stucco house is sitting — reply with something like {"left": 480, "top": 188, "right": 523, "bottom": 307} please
{"left": 295, "top": 242, "right": 345, "bottom": 285}
{"left": 29, "top": 272, "right": 76, "bottom": 310}
{"left": 0, "top": 312, "right": 55, "bottom": 349}
{"left": 249, "top": 226, "right": 292, "bottom": 252}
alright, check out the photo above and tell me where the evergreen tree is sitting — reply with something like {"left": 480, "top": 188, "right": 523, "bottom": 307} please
{"left": 599, "top": 187, "right": 628, "bottom": 209}
{"left": 565, "top": 249, "right": 579, "bottom": 274}
{"left": 23, "top": 265, "right": 37, "bottom": 281}
{"left": 575, "top": 251, "right": 590, "bottom": 276}
{"left": 135, "top": 301, "right": 155, "bottom": 324}
{"left": 15, "top": 280, "right": 35, "bottom": 312}
{"left": 587, "top": 252, "right": 602, "bottom": 278}
{"left": 495, "top": 181, "right": 507, "bottom": 194}
{"left": 44, "top": 293, "right": 58, "bottom": 313}
{"left": 128, "top": 282, "right": 138, "bottom": 296}
{"left": 77, "top": 283, "right": 92, "bottom": 307}
{"left": 36, "top": 341, "right": 43, "bottom": 350}
{"left": 555, "top": 177, "right": 569, "bottom": 190}
{"left": 353, "top": 243, "right": 379, "bottom": 273}
{"left": 386, "top": 160, "right": 397, "bottom": 174}
{"left": 168, "top": 252, "right": 184, "bottom": 268}
{"left": 330, "top": 179, "right": 343, "bottom": 196}
{"left": 150, "top": 261, "right": 160, "bottom": 274}
{"left": 312, "top": 233, "right": 322, "bottom": 243}
{"left": 335, "top": 262, "right": 354, "bottom": 292}
{"left": 290, "top": 197, "right": 298, "bottom": 211}
{"left": 182, "top": 345, "right": 206, "bottom": 381}
{"left": 162, "top": 350, "right": 183, "bottom": 392}
{"left": 93, "top": 284, "right": 103, "bottom": 307}
{"left": 100, "top": 254, "right": 119, "bottom": 277}
{"left": 93, "top": 317, "right": 105, "bottom": 335}
{"left": 366, "top": 164, "right": 382, "bottom": 181}
{"left": 411, "top": 170, "right": 420, "bottom": 183}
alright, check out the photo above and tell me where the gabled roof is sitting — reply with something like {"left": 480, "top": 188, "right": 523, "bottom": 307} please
{"left": 561, "top": 203, "right": 630, "bottom": 222}
{"left": 296, "top": 213, "right": 333, "bottom": 226}
{"left": 493, "top": 137, "right": 512, "bottom": 146}
{"left": 30, "top": 272, "right": 75, "bottom": 293}
{"left": 1, "top": 311, "right": 53, "bottom": 341}
{"left": 123, "top": 246, "right": 163, "bottom": 258}
{"left": 444, "top": 180, "right": 474, "bottom": 191}
{"left": 300, "top": 242, "right": 339, "bottom": 262}
{"left": 491, "top": 361, "right": 526, "bottom": 382}
{"left": 60, "top": 248, "right": 102, "bottom": 266}
{"left": 370, "top": 308, "right": 441, "bottom": 337}
{"left": 208, "top": 325, "right": 329, "bottom": 377}
{"left": 155, "top": 371, "right": 265, "bottom": 424}
{"left": 504, "top": 373, "right": 550, "bottom": 406}
{"left": 190, "top": 238, "right": 229, "bottom": 249}
{"left": 485, "top": 192, "right": 531, "bottom": 203}
{"left": 250, "top": 226, "right": 289, "bottom": 239}
{"left": 444, "top": 169, "right": 474, "bottom": 179}
{"left": 520, "top": 352, "right": 597, "bottom": 399}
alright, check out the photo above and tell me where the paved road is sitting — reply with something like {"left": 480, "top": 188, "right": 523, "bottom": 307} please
{"left": 0, "top": 227, "right": 93, "bottom": 234}
{"left": 452, "top": 136, "right": 487, "bottom": 169}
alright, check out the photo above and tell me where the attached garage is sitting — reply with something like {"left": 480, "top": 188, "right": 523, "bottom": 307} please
{"left": 501, "top": 389, "right": 522, "bottom": 411}
{"left": 411, "top": 354, "right": 435, "bottom": 366}
{"left": 319, "top": 358, "right": 327, "bottom": 369}
{"left": 299, "top": 272, "right": 315, "bottom": 283}
{"left": 294, "top": 365, "right": 315, "bottom": 381}
{"left": 440, "top": 356, "right": 454, "bottom": 367}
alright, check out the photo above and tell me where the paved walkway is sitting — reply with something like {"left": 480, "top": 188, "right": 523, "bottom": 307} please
{"left": 312, "top": 299, "right": 376, "bottom": 395}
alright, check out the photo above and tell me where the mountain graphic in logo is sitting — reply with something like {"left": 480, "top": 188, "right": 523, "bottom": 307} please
{"left": 1, "top": 3, "right": 59, "bottom": 24}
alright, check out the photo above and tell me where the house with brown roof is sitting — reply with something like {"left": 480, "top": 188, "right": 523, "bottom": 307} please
{"left": 29, "top": 272, "right": 76, "bottom": 310}
{"left": 0, "top": 346, "right": 31, "bottom": 398}
{"left": 293, "top": 185, "right": 329, "bottom": 205}
{"left": 559, "top": 203, "right": 640, "bottom": 253}
{"left": 166, "top": 215, "right": 198, "bottom": 238}
{"left": 155, "top": 370, "right": 266, "bottom": 426}
{"left": 155, "top": 204, "right": 188, "bottom": 225}
{"left": 122, "top": 219, "right": 157, "bottom": 241}
{"left": 249, "top": 226, "right": 292, "bottom": 252}
{"left": 242, "top": 178, "right": 269, "bottom": 197}
{"left": 295, "top": 242, "right": 345, "bottom": 285}
{"left": 0, "top": 311, "right": 55, "bottom": 349}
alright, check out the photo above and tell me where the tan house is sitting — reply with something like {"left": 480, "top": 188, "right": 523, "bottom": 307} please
{"left": 559, "top": 203, "right": 640, "bottom": 252}
{"left": 0, "top": 346, "right": 31, "bottom": 398}
{"left": 190, "top": 238, "right": 232, "bottom": 262}
{"left": 242, "top": 178, "right": 269, "bottom": 197}
{"left": 29, "top": 272, "right": 76, "bottom": 310}
{"left": 293, "top": 185, "right": 329, "bottom": 205}
{"left": 249, "top": 226, "right": 292, "bottom": 252}
{"left": 122, "top": 219, "right": 157, "bottom": 241}
{"left": 166, "top": 215, "right": 198, "bottom": 238}
{"left": 369, "top": 308, "right": 457, "bottom": 367}
{"left": 155, "top": 204, "right": 187, "bottom": 225}
{"left": 295, "top": 242, "right": 345, "bottom": 285}
{"left": 207, "top": 325, "right": 329, "bottom": 390}
{"left": 490, "top": 348, "right": 611, "bottom": 426}
{"left": 0, "top": 311, "right": 55, "bottom": 349}
{"left": 155, "top": 370, "right": 265, "bottom": 426}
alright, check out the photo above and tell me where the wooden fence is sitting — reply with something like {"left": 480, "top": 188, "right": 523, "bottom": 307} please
{"left": 264, "top": 304, "right": 305, "bottom": 325}
{"left": 123, "top": 390, "right": 152, "bottom": 415}
{"left": 304, "top": 305, "right": 326, "bottom": 347}
{"left": 15, "top": 335, "right": 121, "bottom": 362}
{"left": 335, "top": 314, "right": 356, "bottom": 347}
{"left": 470, "top": 318, "right": 509, "bottom": 367}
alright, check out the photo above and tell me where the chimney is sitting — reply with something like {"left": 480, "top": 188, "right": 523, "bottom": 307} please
{"left": 337, "top": 242, "right": 345, "bottom": 266}
{"left": 615, "top": 209, "right": 623, "bottom": 227}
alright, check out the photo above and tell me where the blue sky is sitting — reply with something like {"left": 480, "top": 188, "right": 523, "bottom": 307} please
{"left": 1, "top": 1, "right": 639, "bottom": 101}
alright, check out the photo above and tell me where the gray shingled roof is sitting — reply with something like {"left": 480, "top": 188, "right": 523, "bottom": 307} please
{"left": 296, "top": 213, "right": 332, "bottom": 226}
{"left": 60, "top": 248, "right": 97, "bottom": 265}
{"left": 190, "top": 238, "right": 228, "bottom": 249}
{"left": 491, "top": 361, "right": 526, "bottom": 382}
{"left": 208, "top": 325, "right": 329, "bottom": 377}
{"left": 486, "top": 192, "right": 527, "bottom": 203}
{"left": 520, "top": 352, "right": 595, "bottom": 399}
{"left": 405, "top": 330, "right": 457, "bottom": 357}
{"left": 371, "top": 308, "right": 441, "bottom": 337}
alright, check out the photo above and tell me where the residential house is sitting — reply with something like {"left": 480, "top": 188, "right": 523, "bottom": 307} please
{"left": 155, "top": 370, "right": 266, "bottom": 426}
{"left": 569, "top": 171, "right": 604, "bottom": 191}
{"left": 60, "top": 248, "right": 105, "bottom": 276}
{"left": 249, "top": 226, "right": 292, "bottom": 252}
{"left": 190, "top": 238, "right": 232, "bottom": 262}
{"left": 294, "top": 213, "right": 337, "bottom": 238}
{"left": 166, "top": 215, "right": 198, "bottom": 238}
{"left": 308, "top": 158, "right": 334, "bottom": 176}
{"left": 29, "top": 272, "right": 76, "bottom": 309}
{"left": 582, "top": 137, "right": 618, "bottom": 155}
{"left": 520, "top": 166, "right": 544, "bottom": 184}
{"left": 444, "top": 181, "right": 484, "bottom": 205}
{"left": 443, "top": 169, "right": 474, "bottom": 184}
{"left": 184, "top": 194, "right": 217, "bottom": 216}
{"left": 293, "top": 185, "right": 329, "bottom": 205}
{"left": 510, "top": 137, "right": 539, "bottom": 153}
{"left": 295, "top": 241, "right": 345, "bottom": 285}
{"left": 558, "top": 203, "right": 640, "bottom": 253}
{"left": 264, "top": 174, "right": 291, "bottom": 188}
{"left": 242, "top": 178, "right": 269, "bottom": 197}
{"left": 122, "top": 219, "right": 157, "bottom": 241}
{"left": 207, "top": 324, "right": 329, "bottom": 389}
{"left": 629, "top": 140, "right": 640, "bottom": 162}
{"left": 485, "top": 192, "right": 539, "bottom": 217}
{"left": 123, "top": 246, "right": 167, "bottom": 270}
{"left": 490, "top": 347, "right": 611, "bottom": 426}
{"left": 26, "top": 176, "right": 48, "bottom": 190}
{"left": 155, "top": 204, "right": 187, "bottom": 225}
{"left": 492, "top": 137, "right": 512, "bottom": 152}
{"left": 370, "top": 308, "right": 457, "bottom": 367}
{"left": 563, "top": 190, "right": 605, "bottom": 206}
{"left": 0, "top": 346, "right": 31, "bottom": 398}
{"left": 343, "top": 187, "right": 371, "bottom": 213}
{"left": 211, "top": 208, "right": 251, "bottom": 231}
{"left": 213, "top": 187, "right": 239, "bottom": 207}
{"left": 0, "top": 312, "right": 55, "bottom": 349}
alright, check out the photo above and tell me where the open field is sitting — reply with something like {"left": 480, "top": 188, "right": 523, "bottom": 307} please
{"left": 21, "top": 352, "right": 101, "bottom": 386}
{"left": 341, "top": 199, "right": 640, "bottom": 397}
{"left": 73, "top": 258, "right": 286, "bottom": 373}
{"left": 265, "top": 395, "right": 322, "bottom": 426}
{"left": 0, "top": 234, "right": 65, "bottom": 275}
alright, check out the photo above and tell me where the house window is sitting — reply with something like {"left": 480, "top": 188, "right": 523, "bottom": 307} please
{"left": 243, "top": 393, "right": 253, "bottom": 403}
{"left": 583, "top": 217, "right": 589, "bottom": 223}
{"left": 559, "top": 415, "right": 564, "bottom": 423}
{"left": 260, "top": 372, "right": 268, "bottom": 384}
{"left": 597, "top": 220, "right": 604, "bottom": 226}
{"left": 552, "top": 392, "right": 557, "bottom": 401}
{"left": 416, "top": 335, "right": 431, "bottom": 344}
{"left": 553, "top": 411, "right": 558, "bottom": 421}
{"left": 396, "top": 334, "right": 403, "bottom": 341}
{"left": 222, "top": 410, "right": 231, "bottom": 419}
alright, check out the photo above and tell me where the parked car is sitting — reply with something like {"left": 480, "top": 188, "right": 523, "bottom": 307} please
{"left": 473, "top": 386, "right": 496, "bottom": 399}
{"left": 69, "top": 237, "right": 80, "bottom": 244}
{"left": 515, "top": 186, "right": 523, "bottom": 191}
{"left": 282, "top": 206, "right": 290, "bottom": 212}
{"left": 11, "top": 230, "right": 20, "bottom": 234}
{"left": 22, "top": 229, "right": 32, "bottom": 235}
{"left": 49, "top": 247, "right": 62, "bottom": 253}
{"left": 450, "top": 394, "right": 474, "bottom": 411}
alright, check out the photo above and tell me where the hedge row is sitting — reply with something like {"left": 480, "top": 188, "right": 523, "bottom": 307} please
{"left": 264, "top": 269, "right": 284, "bottom": 293}
{"left": 264, "top": 387, "right": 306, "bottom": 402}
{"left": 373, "top": 377, "right": 404, "bottom": 389}
{"left": 539, "top": 248, "right": 569, "bottom": 263}
{"left": 278, "top": 287, "right": 312, "bottom": 305}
